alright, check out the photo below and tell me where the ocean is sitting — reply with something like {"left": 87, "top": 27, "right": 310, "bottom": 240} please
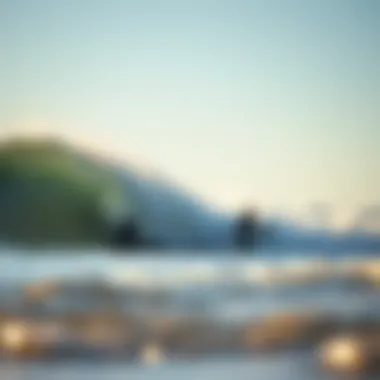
{"left": 0, "top": 249, "right": 378, "bottom": 380}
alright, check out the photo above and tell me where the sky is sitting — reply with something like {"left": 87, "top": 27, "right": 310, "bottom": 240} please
{"left": 0, "top": 0, "right": 379, "bottom": 223}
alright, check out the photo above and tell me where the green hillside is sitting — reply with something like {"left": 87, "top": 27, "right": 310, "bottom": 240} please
{"left": 0, "top": 138, "right": 121, "bottom": 246}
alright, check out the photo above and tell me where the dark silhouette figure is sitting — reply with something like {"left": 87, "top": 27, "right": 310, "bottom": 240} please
{"left": 109, "top": 218, "right": 143, "bottom": 249}
{"left": 235, "top": 209, "right": 258, "bottom": 251}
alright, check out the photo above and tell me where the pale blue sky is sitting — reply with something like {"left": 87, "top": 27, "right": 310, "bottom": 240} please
{"left": 0, "top": 0, "right": 379, "bottom": 217}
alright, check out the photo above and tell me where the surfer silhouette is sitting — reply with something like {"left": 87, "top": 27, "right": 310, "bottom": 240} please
{"left": 109, "top": 218, "right": 142, "bottom": 248}
{"left": 235, "top": 208, "right": 258, "bottom": 250}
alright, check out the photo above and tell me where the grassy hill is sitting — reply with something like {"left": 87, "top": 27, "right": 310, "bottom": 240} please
{"left": 0, "top": 138, "right": 121, "bottom": 246}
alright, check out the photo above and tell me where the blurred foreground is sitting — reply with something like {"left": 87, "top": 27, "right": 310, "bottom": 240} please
{"left": 0, "top": 252, "right": 379, "bottom": 379}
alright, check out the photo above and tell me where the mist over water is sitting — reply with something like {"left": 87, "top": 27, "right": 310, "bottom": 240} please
{"left": 0, "top": 248, "right": 378, "bottom": 280}
{"left": 0, "top": 248, "right": 378, "bottom": 317}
